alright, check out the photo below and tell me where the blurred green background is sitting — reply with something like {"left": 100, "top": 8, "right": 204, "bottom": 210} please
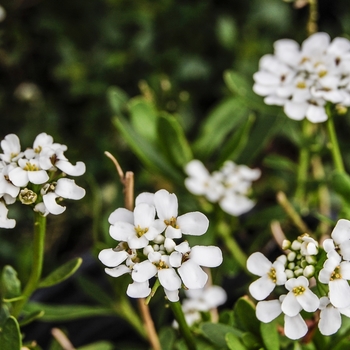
{"left": 1, "top": 0, "right": 350, "bottom": 347}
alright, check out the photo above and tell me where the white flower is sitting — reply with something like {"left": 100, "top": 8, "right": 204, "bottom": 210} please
{"left": 247, "top": 252, "right": 287, "bottom": 300}
{"left": 0, "top": 201, "right": 15, "bottom": 229}
{"left": 317, "top": 296, "right": 350, "bottom": 336}
{"left": 300, "top": 235, "right": 318, "bottom": 256}
{"left": 0, "top": 164, "right": 20, "bottom": 204}
{"left": 170, "top": 242, "right": 223, "bottom": 290}
{"left": 153, "top": 189, "right": 209, "bottom": 239}
{"left": 109, "top": 202, "right": 164, "bottom": 249}
{"left": 40, "top": 178, "right": 85, "bottom": 215}
{"left": 281, "top": 276, "right": 319, "bottom": 316}
{"left": 184, "top": 160, "right": 260, "bottom": 216}
{"left": 0, "top": 134, "right": 23, "bottom": 163}
{"left": 253, "top": 32, "right": 350, "bottom": 123}
{"left": 8, "top": 158, "right": 49, "bottom": 187}
{"left": 256, "top": 296, "right": 308, "bottom": 340}
{"left": 323, "top": 219, "right": 350, "bottom": 260}
{"left": 318, "top": 250, "right": 350, "bottom": 308}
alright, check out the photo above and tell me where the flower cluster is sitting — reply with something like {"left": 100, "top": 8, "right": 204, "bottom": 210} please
{"left": 0, "top": 133, "right": 86, "bottom": 228}
{"left": 98, "top": 189, "right": 223, "bottom": 302}
{"left": 253, "top": 32, "right": 350, "bottom": 123}
{"left": 247, "top": 220, "right": 350, "bottom": 339}
{"left": 173, "top": 285, "right": 227, "bottom": 328}
{"left": 184, "top": 159, "right": 261, "bottom": 216}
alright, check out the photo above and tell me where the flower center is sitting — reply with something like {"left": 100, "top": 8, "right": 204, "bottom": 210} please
{"left": 154, "top": 260, "right": 169, "bottom": 270}
{"left": 318, "top": 70, "right": 327, "bottom": 78}
{"left": 292, "top": 286, "right": 305, "bottom": 296}
{"left": 268, "top": 267, "right": 277, "bottom": 283}
{"left": 34, "top": 146, "right": 42, "bottom": 153}
{"left": 134, "top": 225, "right": 148, "bottom": 237}
{"left": 296, "top": 81, "right": 306, "bottom": 89}
{"left": 19, "top": 188, "right": 37, "bottom": 205}
{"left": 23, "top": 162, "right": 39, "bottom": 171}
{"left": 330, "top": 266, "right": 342, "bottom": 281}
{"left": 164, "top": 217, "right": 179, "bottom": 229}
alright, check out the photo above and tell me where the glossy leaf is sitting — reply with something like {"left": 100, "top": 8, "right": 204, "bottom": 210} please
{"left": 1, "top": 265, "right": 21, "bottom": 300}
{"left": 260, "top": 320, "right": 279, "bottom": 350}
{"left": 233, "top": 297, "right": 259, "bottom": 335}
{"left": 19, "top": 309, "right": 45, "bottom": 327}
{"left": 159, "top": 327, "right": 176, "bottom": 350}
{"left": 225, "top": 333, "right": 245, "bottom": 350}
{"left": 0, "top": 316, "right": 22, "bottom": 350}
{"left": 39, "top": 257, "right": 83, "bottom": 288}
{"left": 113, "top": 116, "right": 182, "bottom": 183}
{"left": 107, "top": 86, "right": 129, "bottom": 115}
{"left": 25, "top": 302, "right": 114, "bottom": 321}
{"left": 157, "top": 112, "right": 193, "bottom": 167}
{"left": 129, "top": 96, "right": 158, "bottom": 142}
{"left": 193, "top": 97, "right": 247, "bottom": 158}
{"left": 200, "top": 322, "right": 243, "bottom": 348}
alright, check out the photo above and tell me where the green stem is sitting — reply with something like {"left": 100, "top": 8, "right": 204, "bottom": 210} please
{"left": 169, "top": 301, "right": 197, "bottom": 350}
{"left": 13, "top": 212, "right": 46, "bottom": 318}
{"left": 326, "top": 109, "right": 345, "bottom": 173}
{"left": 216, "top": 222, "right": 248, "bottom": 273}
{"left": 295, "top": 120, "right": 311, "bottom": 210}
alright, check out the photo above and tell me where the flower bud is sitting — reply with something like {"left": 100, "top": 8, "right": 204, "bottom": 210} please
{"left": 282, "top": 239, "right": 291, "bottom": 250}
{"left": 294, "top": 268, "right": 304, "bottom": 277}
{"left": 285, "top": 269, "right": 294, "bottom": 279}
{"left": 287, "top": 252, "right": 296, "bottom": 261}
{"left": 303, "top": 265, "right": 315, "bottom": 278}
{"left": 291, "top": 240, "right": 302, "bottom": 251}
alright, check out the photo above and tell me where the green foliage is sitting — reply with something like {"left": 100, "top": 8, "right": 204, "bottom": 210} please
{"left": 1, "top": 266, "right": 21, "bottom": 301}
{"left": 0, "top": 316, "right": 22, "bottom": 350}
{"left": 38, "top": 257, "right": 82, "bottom": 288}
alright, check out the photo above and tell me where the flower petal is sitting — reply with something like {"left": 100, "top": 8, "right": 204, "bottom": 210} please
{"left": 108, "top": 208, "right": 133, "bottom": 225}
{"left": 55, "top": 160, "right": 86, "bottom": 176}
{"left": 55, "top": 178, "right": 85, "bottom": 200}
{"left": 43, "top": 192, "right": 66, "bottom": 215}
{"left": 284, "top": 314, "right": 308, "bottom": 340}
{"left": 178, "top": 260, "right": 208, "bottom": 289}
{"left": 132, "top": 261, "right": 157, "bottom": 283}
{"left": 98, "top": 248, "right": 128, "bottom": 267}
{"left": 249, "top": 275, "right": 276, "bottom": 301}
{"left": 319, "top": 305, "right": 341, "bottom": 336}
{"left": 177, "top": 212, "right": 209, "bottom": 236}
{"left": 247, "top": 252, "right": 272, "bottom": 276}
{"left": 190, "top": 246, "right": 223, "bottom": 267}
{"left": 154, "top": 189, "right": 178, "bottom": 220}
{"left": 256, "top": 300, "right": 282, "bottom": 323}
{"left": 105, "top": 265, "right": 131, "bottom": 278}
{"left": 158, "top": 268, "right": 181, "bottom": 291}
{"left": 127, "top": 281, "right": 150, "bottom": 298}
{"left": 329, "top": 279, "right": 350, "bottom": 308}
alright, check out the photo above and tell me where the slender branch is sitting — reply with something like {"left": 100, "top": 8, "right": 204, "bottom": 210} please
{"left": 105, "top": 151, "right": 161, "bottom": 350}
{"left": 169, "top": 301, "right": 197, "bottom": 350}
{"left": 13, "top": 212, "right": 46, "bottom": 317}
{"left": 51, "top": 328, "right": 76, "bottom": 350}
{"left": 277, "top": 191, "right": 312, "bottom": 234}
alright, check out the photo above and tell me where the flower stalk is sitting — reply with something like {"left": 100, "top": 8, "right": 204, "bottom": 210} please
{"left": 169, "top": 300, "right": 197, "bottom": 350}
{"left": 13, "top": 212, "right": 46, "bottom": 317}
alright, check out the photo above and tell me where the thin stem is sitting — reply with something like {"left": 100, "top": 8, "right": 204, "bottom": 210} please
{"left": 326, "top": 110, "right": 345, "bottom": 173}
{"left": 307, "top": 0, "right": 318, "bottom": 36}
{"left": 295, "top": 120, "right": 311, "bottom": 210}
{"left": 13, "top": 212, "right": 46, "bottom": 317}
{"left": 277, "top": 191, "right": 312, "bottom": 234}
{"left": 216, "top": 222, "right": 248, "bottom": 273}
{"left": 169, "top": 301, "right": 197, "bottom": 350}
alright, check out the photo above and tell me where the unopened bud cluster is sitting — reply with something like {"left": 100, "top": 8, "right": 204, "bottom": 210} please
{"left": 282, "top": 234, "right": 318, "bottom": 279}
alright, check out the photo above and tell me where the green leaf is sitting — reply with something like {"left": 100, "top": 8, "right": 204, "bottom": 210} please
{"left": 263, "top": 154, "right": 297, "bottom": 173}
{"left": 224, "top": 70, "right": 276, "bottom": 112}
{"left": 193, "top": 97, "right": 247, "bottom": 158}
{"left": 260, "top": 321, "right": 279, "bottom": 350}
{"left": 233, "top": 297, "right": 259, "bottom": 335}
{"left": 1, "top": 265, "right": 21, "bottom": 300}
{"left": 200, "top": 322, "right": 243, "bottom": 348}
{"left": 217, "top": 112, "right": 255, "bottom": 165}
{"left": 77, "top": 341, "right": 114, "bottom": 350}
{"left": 241, "top": 332, "right": 260, "bottom": 348}
{"left": 19, "top": 309, "right": 45, "bottom": 327}
{"left": 0, "top": 316, "right": 22, "bottom": 350}
{"left": 331, "top": 170, "right": 350, "bottom": 204}
{"left": 0, "top": 304, "right": 10, "bottom": 327}
{"left": 159, "top": 326, "right": 176, "bottom": 350}
{"left": 157, "top": 112, "right": 193, "bottom": 167}
{"left": 24, "top": 302, "right": 114, "bottom": 322}
{"left": 77, "top": 276, "right": 114, "bottom": 307}
{"left": 39, "top": 257, "right": 83, "bottom": 288}
{"left": 113, "top": 115, "right": 182, "bottom": 182}
{"left": 107, "top": 86, "right": 129, "bottom": 115}
{"left": 129, "top": 96, "right": 158, "bottom": 142}
{"left": 225, "top": 333, "right": 245, "bottom": 350}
